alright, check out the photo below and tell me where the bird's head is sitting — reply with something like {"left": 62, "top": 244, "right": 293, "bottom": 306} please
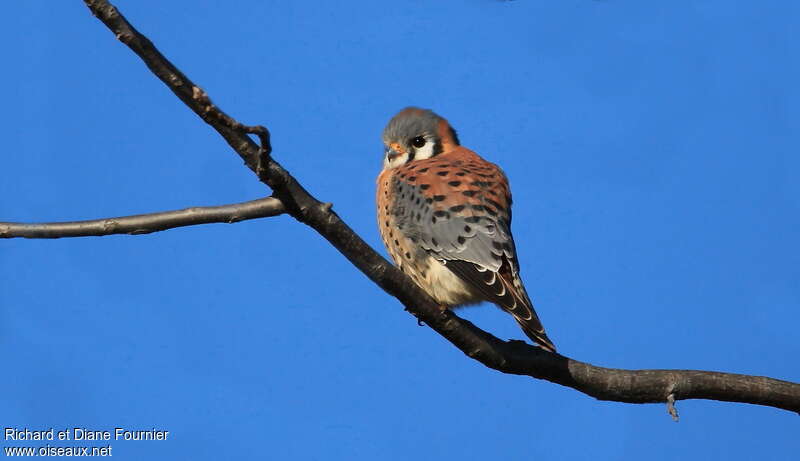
{"left": 381, "top": 107, "right": 460, "bottom": 170}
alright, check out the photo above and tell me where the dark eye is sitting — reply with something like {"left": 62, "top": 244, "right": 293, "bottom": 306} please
{"left": 411, "top": 136, "right": 426, "bottom": 148}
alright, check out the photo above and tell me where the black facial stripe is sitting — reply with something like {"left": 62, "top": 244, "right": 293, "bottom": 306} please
{"left": 406, "top": 147, "right": 416, "bottom": 163}
{"left": 432, "top": 139, "right": 443, "bottom": 157}
{"left": 449, "top": 127, "right": 460, "bottom": 145}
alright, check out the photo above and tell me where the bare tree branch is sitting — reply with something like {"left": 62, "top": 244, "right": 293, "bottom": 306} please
{"left": 73, "top": 0, "right": 800, "bottom": 415}
{"left": 0, "top": 197, "right": 285, "bottom": 239}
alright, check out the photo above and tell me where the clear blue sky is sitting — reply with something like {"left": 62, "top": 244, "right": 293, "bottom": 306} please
{"left": 1, "top": 1, "right": 798, "bottom": 459}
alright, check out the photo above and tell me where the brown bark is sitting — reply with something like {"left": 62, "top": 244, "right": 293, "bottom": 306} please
{"left": 8, "top": 0, "right": 795, "bottom": 417}
{"left": 0, "top": 197, "right": 284, "bottom": 238}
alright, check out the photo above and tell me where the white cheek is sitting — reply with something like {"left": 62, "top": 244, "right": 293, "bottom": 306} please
{"left": 383, "top": 152, "right": 409, "bottom": 170}
{"left": 414, "top": 141, "right": 436, "bottom": 160}
{"left": 381, "top": 139, "right": 435, "bottom": 170}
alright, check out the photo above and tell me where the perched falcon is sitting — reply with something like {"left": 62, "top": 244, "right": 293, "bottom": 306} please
{"left": 376, "top": 107, "right": 556, "bottom": 352}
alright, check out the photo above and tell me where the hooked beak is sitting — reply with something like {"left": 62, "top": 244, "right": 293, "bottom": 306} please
{"left": 385, "top": 145, "right": 403, "bottom": 161}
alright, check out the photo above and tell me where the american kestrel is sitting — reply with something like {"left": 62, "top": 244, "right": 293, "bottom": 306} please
{"left": 377, "top": 107, "right": 556, "bottom": 352}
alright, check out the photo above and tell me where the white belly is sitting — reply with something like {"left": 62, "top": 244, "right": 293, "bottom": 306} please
{"left": 413, "top": 256, "right": 482, "bottom": 307}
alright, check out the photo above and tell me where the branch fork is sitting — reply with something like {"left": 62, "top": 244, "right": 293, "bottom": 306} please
{"left": 5, "top": 0, "right": 797, "bottom": 416}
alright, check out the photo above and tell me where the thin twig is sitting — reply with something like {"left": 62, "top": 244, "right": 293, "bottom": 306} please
{"left": 667, "top": 393, "right": 679, "bottom": 422}
{"left": 0, "top": 197, "right": 285, "bottom": 239}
